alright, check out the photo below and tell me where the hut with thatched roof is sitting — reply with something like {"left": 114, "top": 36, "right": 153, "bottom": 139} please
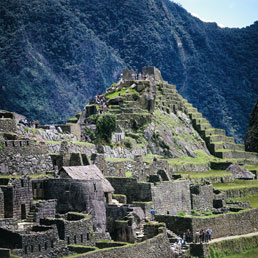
{"left": 59, "top": 165, "right": 114, "bottom": 204}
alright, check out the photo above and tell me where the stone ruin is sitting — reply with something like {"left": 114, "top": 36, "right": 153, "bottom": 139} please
{"left": 0, "top": 67, "right": 258, "bottom": 257}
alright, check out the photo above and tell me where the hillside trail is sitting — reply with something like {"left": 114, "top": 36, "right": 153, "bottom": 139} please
{"left": 209, "top": 231, "right": 258, "bottom": 244}
{"left": 174, "top": 33, "right": 188, "bottom": 93}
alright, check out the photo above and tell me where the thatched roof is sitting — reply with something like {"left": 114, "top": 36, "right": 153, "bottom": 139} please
{"left": 60, "top": 165, "right": 114, "bottom": 192}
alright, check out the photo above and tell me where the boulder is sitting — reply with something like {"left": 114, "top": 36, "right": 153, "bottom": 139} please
{"left": 107, "top": 96, "right": 123, "bottom": 106}
{"left": 226, "top": 164, "right": 255, "bottom": 180}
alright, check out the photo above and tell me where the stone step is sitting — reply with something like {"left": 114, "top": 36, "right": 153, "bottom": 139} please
{"left": 207, "top": 135, "right": 235, "bottom": 144}
{"left": 193, "top": 117, "right": 210, "bottom": 125}
{"left": 203, "top": 128, "right": 226, "bottom": 137}
{"left": 186, "top": 107, "right": 198, "bottom": 113}
{"left": 214, "top": 150, "right": 258, "bottom": 160}
{"left": 208, "top": 142, "right": 245, "bottom": 153}
{"left": 195, "top": 123, "right": 212, "bottom": 131}
{"left": 189, "top": 112, "right": 202, "bottom": 119}
{"left": 110, "top": 105, "right": 121, "bottom": 110}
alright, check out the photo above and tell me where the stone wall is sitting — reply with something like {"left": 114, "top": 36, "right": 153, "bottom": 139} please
{"left": 0, "top": 225, "right": 61, "bottom": 258}
{"left": 191, "top": 184, "right": 214, "bottom": 212}
{"left": 156, "top": 209, "right": 258, "bottom": 239}
{"left": 1, "top": 177, "right": 33, "bottom": 220}
{"left": 105, "top": 160, "right": 135, "bottom": 177}
{"left": 34, "top": 200, "right": 56, "bottom": 223}
{"left": 106, "top": 177, "right": 152, "bottom": 203}
{"left": 0, "top": 119, "right": 16, "bottom": 133}
{"left": 155, "top": 215, "right": 192, "bottom": 236}
{"left": 152, "top": 180, "right": 191, "bottom": 215}
{"left": 0, "top": 141, "right": 53, "bottom": 175}
{"left": 41, "top": 212, "right": 95, "bottom": 246}
{"left": 191, "top": 209, "right": 258, "bottom": 239}
{"left": 190, "top": 233, "right": 258, "bottom": 258}
{"left": 39, "top": 179, "right": 106, "bottom": 233}
{"left": 220, "top": 187, "right": 258, "bottom": 199}
{"left": 0, "top": 189, "right": 4, "bottom": 219}
{"left": 68, "top": 232, "right": 171, "bottom": 258}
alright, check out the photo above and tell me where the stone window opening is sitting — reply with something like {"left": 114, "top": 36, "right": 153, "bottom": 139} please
{"left": 81, "top": 234, "right": 83, "bottom": 243}
{"left": 74, "top": 235, "right": 77, "bottom": 244}
{"left": 93, "top": 183, "right": 97, "bottom": 192}
{"left": 45, "top": 242, "right": 48, "bottom": 250}
{"left": 24, "top": 246, "right": 27, "bottom": 254}
{"left": 5, "top": 142, "right": 8, "bottom": 147}
{"left": 21, "top": 179, "right": 24, "bottom": 187}
{"left": 87, "top": 233, "right": 90, "bottom": 241}
{"left": 31, "top": 245, "right": 34, "bottom": 253}
{"left": 51, "top": 240, "right": 54, "bottom": 248}
{"left": 67, "top": 237, "right": 70, "bottom": 244}
{"left": 21, "top": 204, "right": 26, "bottom": 219}
{"left": 38, "top": 244, "right": 41, "bottom": 252}
{"left": 19, "top": 141, "right": 22, "bottom": 147}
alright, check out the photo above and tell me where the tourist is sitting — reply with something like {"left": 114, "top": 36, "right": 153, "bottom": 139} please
{"left": 150, "top": 208, "right": 155, "bottom": 220}
{"left": 199, "top": 229, "right": 204, "bottom": 243}
{"left": 35, "top": 120, "right": 39, "bottom": 128}
{"left": 177, "top": 236, "right": 182, "bottom": 252}
{"left": 182, "top": 233, "right": 186, "bottom": 246}
{"left": 186, "top": 229, "right": 191, "bottom": 243}
{"left": 207, "top": 228, "right": 212, "bottom": 241}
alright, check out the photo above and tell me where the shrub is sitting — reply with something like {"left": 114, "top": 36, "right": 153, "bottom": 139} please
{"left": 96, "top": 114, "right": 116, "bottom": 143}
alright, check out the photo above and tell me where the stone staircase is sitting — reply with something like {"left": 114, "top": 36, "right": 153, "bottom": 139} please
{"left": 26, "top": 204, "right": 37, "bottom": 223}
{"left": 135, "top": 221, "right": 145, "bottom": 242}
{"left": 167, "top": 229, "right": 190, "bottom": 258}
{"left": 155, "top": 82, "right": 258, "bottom": 165}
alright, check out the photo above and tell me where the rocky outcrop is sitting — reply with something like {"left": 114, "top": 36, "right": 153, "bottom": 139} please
{"left": 226, "top": 164, "right": 255, "bottom": 180}
{"left": 245, "top": 100, "right": 258, "bottom": 152}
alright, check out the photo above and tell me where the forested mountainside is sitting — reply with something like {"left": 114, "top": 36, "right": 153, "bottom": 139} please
{"left": 0, "top": 0, "right": 258, "bottom": 142}
{"left": 245, "top": 99, "right": 258, "bottom": 152}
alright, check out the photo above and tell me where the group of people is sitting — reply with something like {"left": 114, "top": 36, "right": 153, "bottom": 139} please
{"left": 95, "top": 95, "right": 108, "bottom": 114}
{"left": 19, "top": 119, "right": 39, "bottom": 128}
{"left": 171, "top": 229, "right": 192, "bottom": 258}
{"left": 195, "top": 228, "right": 213, "bottom": 243}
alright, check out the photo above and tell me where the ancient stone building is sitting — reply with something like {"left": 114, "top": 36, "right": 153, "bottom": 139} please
{"left": 0, "top": 177, "right": 33, "bottom": 220}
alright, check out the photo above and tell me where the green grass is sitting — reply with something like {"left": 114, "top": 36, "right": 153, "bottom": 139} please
{"left": 244, "top": 165, "right": 258, "bottom": 171}
{"left": 125, "top": 171, "right": 132, "bottom": 177}
{"left": 231, "top": 195, "right": 258, "bottom": 208}
{"left": 0, "top": 174, "right": 50, "bottom": 179}
{"left": 176, "top": 170, "right": 232, "bottom": 179}
{"left": 105, "top": 158, "right": 133, "bottom": 162}
{"left": 105, "top": 87, "right": 139, "bottom": 99}
{"left": 223, "top": 246, "right": 258, "bottom": 258}
{"left": 166, "top": 150, "right": 214, "bottom": 166}
{"left": 143, "top": 154, "right": 164, "bottom": 163}
{"left": 214, "top": 179, "right": 258, "bottom": 190}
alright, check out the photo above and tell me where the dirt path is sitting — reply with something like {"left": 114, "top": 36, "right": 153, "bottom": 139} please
{"left": 210, "top": 231, "right": 258, "bottom": 244}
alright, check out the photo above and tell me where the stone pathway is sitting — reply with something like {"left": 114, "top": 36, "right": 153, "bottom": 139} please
{"left": 209, "top": 231, "right": 258, "bottom": 244}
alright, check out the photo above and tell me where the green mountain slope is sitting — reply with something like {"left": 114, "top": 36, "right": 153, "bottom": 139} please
{"left": 0, "top": 0, "right": 258, "bottom": 141}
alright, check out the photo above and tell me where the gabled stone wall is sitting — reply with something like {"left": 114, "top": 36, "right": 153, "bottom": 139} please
{"left": 152, "top": 180, "right": 191, "bottom": 215}
{"left": 40, "top": 179, "right": 107, "bottom": 233}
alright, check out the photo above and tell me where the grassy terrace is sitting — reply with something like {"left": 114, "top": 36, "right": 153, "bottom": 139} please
{"left": 214, "top": 179, "right": 258, "bottom": 190}
{"left": 166, "top": 150, "right": 215, "bottom": 166}
{"left": 175, "top": 170, "right": 232, "bottom": 179}
{"left": 0, "top": 174, "right": 51, "bottom": 179}
{"left": 231, "top": 195, "right": 258, "bottom": 209}
{"left": 105, "top": 87, "right": 139, "bottom": 99}
{"left": 243, "top": 164, "right": 258, "bottom": 171}
{"left": 105, "top": 158, "right": 133, "bottom": 162}
{"left": 224, "top": 247, "right": 258, "bottom": 258}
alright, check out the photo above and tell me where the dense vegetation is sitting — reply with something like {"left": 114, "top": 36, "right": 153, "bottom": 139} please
{"left": 0, "top": 0, "right": 258, "bottom": 141}
{"left": 245, "top": 100, "right": 258, "bottom": 151}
